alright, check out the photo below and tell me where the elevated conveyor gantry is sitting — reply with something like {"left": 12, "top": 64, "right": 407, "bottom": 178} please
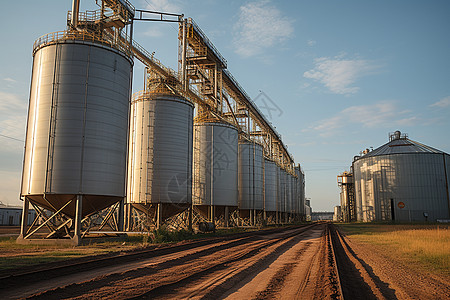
{"left": 178, "top": 18, "right": 296, "bottom": 173}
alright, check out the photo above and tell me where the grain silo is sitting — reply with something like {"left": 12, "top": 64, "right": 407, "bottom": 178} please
{"left": 127, "top": 78, "right": 193, "bottom": 230}
{"left": 238, "top": 141, "right": 264, "bottom": 225}
{"left": 264, "top": 159, "right": 278, "bottom": 223}
{"left": 353, "top": 131, "right": 450, "bottom": 222}
{"left": 192, "top": 122, "right": 238, "bottom": 227}
{"left": 18, "top": 0, "right": 134, "bottom": 245}
{"left": 295, "top": 165, "right": 306, "bottom": 222}
{"left": 279, "top": 168, "right": 288, "bottom": 223}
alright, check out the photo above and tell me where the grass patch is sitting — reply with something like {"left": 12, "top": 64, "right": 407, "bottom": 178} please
{"left": 338, "top": 223, "right": 450, "bottom": 276}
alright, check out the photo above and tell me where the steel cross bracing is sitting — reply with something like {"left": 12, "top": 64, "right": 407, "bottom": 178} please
{"left": 177, "top": 18, "right": 296, "bottom": 174}
{"left": 118, "top": 8, "right": 296, "bottom": 173}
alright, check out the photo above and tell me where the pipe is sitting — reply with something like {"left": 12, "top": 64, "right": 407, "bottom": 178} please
{"left": 71, "top": 0, "right": 80, "bottom": 29}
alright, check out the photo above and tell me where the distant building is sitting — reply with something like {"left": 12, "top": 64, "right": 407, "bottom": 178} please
{"left": 333, "top": 206, "right": 342, "bottom": 222}
{"left": 305, "top": 199, "right": 312, "bottom": 221}
{"left": 337, "top": 171, "right": 356, "bottom": 222}
{"left": 0, "top": 203, "right": 36, "bottom": 226}
{"left": 311, "top": 212, "right": 333, "bottom": 221}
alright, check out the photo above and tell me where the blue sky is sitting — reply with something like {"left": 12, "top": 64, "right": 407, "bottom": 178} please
{"left": 1, "top": 0, "right": 449, "bottom": 211}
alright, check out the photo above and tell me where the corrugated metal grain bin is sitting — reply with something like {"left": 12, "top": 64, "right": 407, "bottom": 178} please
{"left": 264, "top": 159, "right": 278, "bottom": 212}
{"left": 238, "top": 142, "right": 264, "bottom": 210}
{"left": 21, "top": 40, "right": 133, "bottom": 217}
{"left": 353, "top": 131, "right": 450, "bottom": 222}
{"left": 127, "top": 92, "right": 193, "bottom": 218}
{"left": 192, "top": 122, "right": 238, "bottom": 207}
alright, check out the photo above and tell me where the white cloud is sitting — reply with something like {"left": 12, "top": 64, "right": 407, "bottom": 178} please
{"left": 143, "top": 28, "right": 164, "bottom": 38}
{"left": 308, "top": 101, "right": 418, "bottom": 137}
{"left": 307, "top": 40, "right": 316, "bottom": 47}
{"left": 143, "top": 0, "right": 182, "bottom": 13}
{"left": 3, "top": 78, "right": 17, "bottom": 84}
{"left": 0, "top": 91, "right": 27, "bottom": 112}
{"left": 0, "top": 92, "right": 27, "bottom": 151}
{"left": 233, "top": 1, "right": 294, "bottom": 58}
{"left": 430, "top": 96, "right": 450, "bottom": 108}
{"left": 303, "top": 55, "right": 379, "bottom": 95}
{"left": 0, "top": 115, "right": 26, "bottom": 140}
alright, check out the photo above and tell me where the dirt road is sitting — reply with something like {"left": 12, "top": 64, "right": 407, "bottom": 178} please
{"left": 1, "top": 223, "right": 449, "bottom": 299}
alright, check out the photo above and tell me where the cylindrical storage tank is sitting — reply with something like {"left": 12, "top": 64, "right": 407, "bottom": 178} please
{"left": 264, "top": 159, "right": 278, "bottom": 212}
{"left": 192, "top": 122, "right": 238, "bottom": 207}
{"left": 286, "top": 173, "right": 292, "bottom": 214}
{"left": 21, "top": 39, "right": 133, "bottom": 217}
{"left": 277, "top": 167, "right": 284, "bottom": 213}
{"left": 238, "top": 142, "right": 264, "bottom": 210}
{"left": 127, "top": 92, "right": 193, "bottom": 218}
{"left": 279, "top": 169, "right": 287, "bottom": 213}
{"left": 295, "top": 166, "right": 305, "bottom": 218}
{"left": 353, "top": 132, "right": 450, "bottom": 222}
{"left": 292, "top": 175, "right": 298, "bottom": 215}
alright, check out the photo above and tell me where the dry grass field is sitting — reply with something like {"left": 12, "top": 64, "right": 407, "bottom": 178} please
{"left": 338, "top": 223, "right": 450, "bottom": 276}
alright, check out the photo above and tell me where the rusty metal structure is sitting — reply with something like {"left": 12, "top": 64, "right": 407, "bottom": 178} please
{"left": 178, "top": 18, "right": 295, "bottom": 172}
{"left": 337, "top": 171, "right": 356, "bottom": 222}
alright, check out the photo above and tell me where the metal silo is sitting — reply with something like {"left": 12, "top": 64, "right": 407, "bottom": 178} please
{"left": 292, "top": 174, "right": 299, "bottom": 220}
{"left": 353, "top": 131, "right": 450, "bottom": 222}
{"left": 127, "top": 91, "right": 193, "bottom": 228}
{"left": 276, "top": 166, "right": 283, "bottom": 223}
{"left": 278, "top": 168, "right": 287, "bottom": 222}
{"left": 238, "top": 141, "right": 264, "bottom": 225}
{"left": 264, "top": 159, "right": 278, "bottom": 223}
{"left": 295, "top": 165, "right": 306, "bottom": 222}
{"left": 19, "top": 2, "right": 134, "bottom": 244}
{"left": 285, "top": 173, "right": 292, "bottom": 219}
{"left": 192, "top": 122, "right": 238, "bottom": 226}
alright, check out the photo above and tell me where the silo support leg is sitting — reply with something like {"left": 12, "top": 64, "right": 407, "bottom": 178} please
{"left": 18, "top": 197, "right": 30, "bottom": 240}
{"left": 72, "top": 195, "right": 83, "bottom": 246}
{"left": 188, "top": 206, "right": 192, "bottom": 231}
{"left": 210, "top": 205, "right": 215, "bottom": 223}
{"left": 156, "top": 203, "right": 162, "bottom": 229}
{"left": 225, "top": 206, "right": 229, "bottom": 227}
{"left": 125, "top": 204, "right": 132, "bottom": 231}
{"left": 118, "top": 199, "right": 124, "bottom": 231}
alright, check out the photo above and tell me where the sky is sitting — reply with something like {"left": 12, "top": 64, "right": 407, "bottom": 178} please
{"left": 1, "top": 0, "right": 449, "bottom": 211}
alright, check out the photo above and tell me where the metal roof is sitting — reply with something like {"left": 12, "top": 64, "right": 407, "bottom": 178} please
{"left": 361, "top": 137, "right": 446, "bottom": 158}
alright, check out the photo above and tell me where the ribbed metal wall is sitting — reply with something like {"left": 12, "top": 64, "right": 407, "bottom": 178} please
{"left": 21, "top": 41, "right": 132, "bottom": 216}
{"left": 264, "top": 159, "right": 278, "bottom": 212}
{"left": 353, "top": 153, "right": 450, "bottom": 222}
{"left": 192, "top": 122, "right": 238, "bottom": 207}
{"left": 286, "top": 174, "right": 292, "bottom": 214}
{"left": 279, "top": 169, "right": 287, "bottom": 213}
{"left": 238, "top": 142, "right": 264, "bottom": 210}
{"left": 292, "top": 175, "right": 298, "bottom": 214}
{"left": 295, "top": 166, "right": 305, "bottom": 218}
{"left": 127, "top": 93, "right": 193, "bottom": 206}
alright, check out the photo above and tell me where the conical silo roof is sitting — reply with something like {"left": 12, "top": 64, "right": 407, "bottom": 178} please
{"left": 361, "top": 131, "right": 446, "bottom": 158}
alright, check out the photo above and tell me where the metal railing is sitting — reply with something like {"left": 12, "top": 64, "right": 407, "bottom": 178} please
{"left": 68, "top": 10, "right": 104, "bottom": 23}
{"left": 128, "top": 33, "right": 178, "bottom": 79}
{"left": 117, "top": 0, "right": 135, "bottom": 16}
{"left": 188, "top": 18, "right": 227, "bottom": 68}
{"left": 33, "top": 30, "right": 132, "bottom": 56}
{"left": 222, "top": 69, "right": 294, "bottom": 163}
